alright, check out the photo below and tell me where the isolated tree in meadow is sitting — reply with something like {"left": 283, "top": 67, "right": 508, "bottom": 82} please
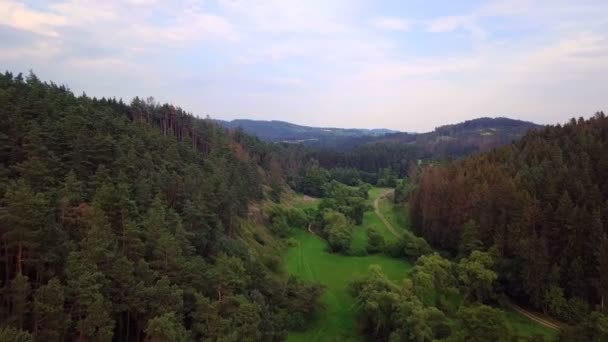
{"left": 366, "top": 228, "right": 385, "bottom": 254}
{"left": 322, "top": 210, "right": 352, "bottom": 253}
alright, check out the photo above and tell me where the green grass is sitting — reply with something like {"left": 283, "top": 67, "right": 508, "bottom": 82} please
{"left": 286, "top": 229, "right": 413, "bottom": 341}
{"left": 349, "top": 225, "right": 368, "bottom": 255}
{"left": 377, "top": 194, "right": 410, "bottom": 232}
{"left": 286, "top": 189, "right": 557, "bottom": 341}
{"left": 350, "top": 189, "right": 399, "bottom": 253}
{"left": 504, "top": 309, "right": 559, "bottom": 340}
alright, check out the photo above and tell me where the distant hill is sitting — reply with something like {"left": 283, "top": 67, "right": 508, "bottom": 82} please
{"left": 217, "top": 119, "right": 396, "bottom": 143}
{"left": 218, "top": 117, "right": 542, "bottom": 154}
{"left": 374, "top": 117, "right": 542, "bottom": 156}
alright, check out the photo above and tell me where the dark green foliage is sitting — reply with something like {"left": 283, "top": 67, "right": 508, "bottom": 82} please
{"left": 295, "top": 159, "right": 329, "bottom": 197}
{"left": 376, "top": 168, "right": 398, "bottom": 187}
{"left": 268, "top": 205, "right": 309, "bottom": 234}
{"left": 411, "top": 113, "right": 608, "bottom": 318}
{"left": 0, "top": 72, "right": 321, "bottom": 341}
{"left": 393, "top": 178, "right": 411, "bottom": 204}
{"left": 559, "top": 311, "right": 608, "bottom": 342}
{"left": 0, "top": 326, "right": 33, "bottom": 342}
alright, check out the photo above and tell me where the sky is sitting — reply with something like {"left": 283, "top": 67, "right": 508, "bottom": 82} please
{"left": 1, "top": 0, "right": 607, "bottom": 132}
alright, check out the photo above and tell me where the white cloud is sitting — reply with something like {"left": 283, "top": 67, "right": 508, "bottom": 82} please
{"left": 371, "top": 17, "right": 411, "bottom": 32}
{"left": 1, "top": 0, "right": 608, "bottom": 131}
{"left": 0, "top": 0, "right": 66, "bottom": 37}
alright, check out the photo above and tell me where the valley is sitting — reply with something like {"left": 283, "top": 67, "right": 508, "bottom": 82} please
{"left": 284, "top": 189, "right": 558, "bottom": 341}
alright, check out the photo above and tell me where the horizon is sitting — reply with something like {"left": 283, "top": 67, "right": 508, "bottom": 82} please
{"left": 1, "top": 0, "right": 607, "bottom": 131}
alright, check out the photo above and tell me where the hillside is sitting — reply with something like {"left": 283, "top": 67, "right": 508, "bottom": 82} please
{"left": 0, "top": 72, "right": 323, "bottom": 341}
{"left": 220, "top": 117, "right": 541, "bottom": 157}
{"left": 218, "top": 119, "right": 395, "bottom": 143}
{"left": 374, "top": 117, "right": 542, "bottom": 157}
{"left": 411, "top": 113, "right": 608, "bottom": 340}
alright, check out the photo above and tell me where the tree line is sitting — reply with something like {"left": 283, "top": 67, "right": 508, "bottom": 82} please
{"left": 410, "top": 113, "right": 608, "bottom": 338}
{"left": 0, "top": 72, "right": 323, "bottom": 341}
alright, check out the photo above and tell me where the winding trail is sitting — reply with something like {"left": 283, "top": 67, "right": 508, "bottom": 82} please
{"left": 373, "top": 189, "right": 561, "bottom": 333}
{"left": 507, "top": 302, "right": 561, "bottom": 331}
{"left": 373, "top": 189, "right": 401, "bottom": 239}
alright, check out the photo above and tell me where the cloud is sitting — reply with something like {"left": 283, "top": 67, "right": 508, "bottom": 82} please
{"left": 1, "top": 0, "right": 608, "bottom": 131}
{"left": 371, "top": 17, "right": 411, "bottom": 32}
{"left": 0, "top": 0, "right": 66, "bottom": 37}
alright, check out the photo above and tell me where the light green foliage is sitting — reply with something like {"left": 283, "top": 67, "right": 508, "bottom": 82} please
{"left": 319, "top": 181, "right": 371, "bottom": 225}
{"left": 366, "top": 228, "right": 385, "bottom": 254}
{"left": 457, "top": 304, "right": 511, "bottom": 342}
{"left": 287, "top": 229, "right": 411, "bottom": 341}
{"left": 322, "top": 210, "right": 353, "bottom": 253}
{"left": 458, "top": 250, "right": 497, "bottom": 303}
{"left": 411, "top": 253, "right": 457, "bottom": 307}
{"left": 544, "top": 286, "right": 567, "bottom": 319}
{"left": 458, "top": 219, "right": 483, "bottom": 257}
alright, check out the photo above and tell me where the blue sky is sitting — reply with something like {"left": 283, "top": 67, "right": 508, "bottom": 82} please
{"left": 1, "top": 0, "right": 607, "bottom": 131}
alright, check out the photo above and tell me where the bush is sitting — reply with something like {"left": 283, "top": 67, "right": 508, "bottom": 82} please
{"left": 366, "top": 228, "right": 385, "bottom": 254}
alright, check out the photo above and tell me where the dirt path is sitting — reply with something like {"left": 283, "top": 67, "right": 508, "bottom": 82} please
{"left": 373, "top": 189, "right": 402, "bottom": 239}
{"left": 507, "top": 301, "right": 561, "bottom": 331}
{"left": 373, "top": 189, "right": 560, "bottom": 332}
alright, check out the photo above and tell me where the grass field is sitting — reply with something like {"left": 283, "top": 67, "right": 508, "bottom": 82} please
{"left": 286, "top": 229, "right": 413, "bottom": 341}
{"left": 504, "top": 309, "right": 559, "bottom": 340}
{"left": 377, "top": 193, "right": 410, "bottom": 232}
{"left": 285, "top": 187, "right": 558, "bottom": 341}
{"left": 350, "top": 189, "right": 400, "bottom": 253}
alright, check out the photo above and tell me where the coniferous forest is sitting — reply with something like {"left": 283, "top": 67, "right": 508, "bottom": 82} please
{"left": 1, "top": 72, "right": 607, "bottom": 341}
{"left": 0, "top": 72, "right": 323, "bottom": 341}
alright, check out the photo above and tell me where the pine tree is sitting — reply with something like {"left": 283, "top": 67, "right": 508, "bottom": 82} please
{"left": 33, "top": 277, "right": 69, "bottom": 341}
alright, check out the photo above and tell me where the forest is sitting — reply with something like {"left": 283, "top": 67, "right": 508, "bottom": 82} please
{"left": 1, "top": 72, "right": 606, "bottom": 341}
{"left": 0, "top": 72, "right": 323, "bottom": 341}
{"left": 410, "top": 113, "right": 608, "bottom": 340}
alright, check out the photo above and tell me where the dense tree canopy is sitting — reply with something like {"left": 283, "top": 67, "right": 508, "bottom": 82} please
{"left": 411, "top": 113, "right": 608, "bottom": 323}
{"left": 0, "top": 72, "right": 323, "bottom": 341}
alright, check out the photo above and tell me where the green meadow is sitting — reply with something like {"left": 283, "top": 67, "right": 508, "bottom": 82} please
{"left": 285, "top": 187, "right": 558, "bottom": 341}
{"left": 286, "top": 229, "right": 412, "bottom": 341}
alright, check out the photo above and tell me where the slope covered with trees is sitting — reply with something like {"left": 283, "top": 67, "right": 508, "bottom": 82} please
{"left": 0, "top": 72, "right": 323, "bottom": 341}
{"left": 410, "top": 114, "right": 608, "bottom": 337}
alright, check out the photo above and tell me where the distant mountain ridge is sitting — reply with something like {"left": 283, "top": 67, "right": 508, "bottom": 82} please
{"left": 217, "top": 119, "right": 397, "bottom": 142}
{"left": 218, "top": 117, "right": 542, "bottom": 154}
{"left": 373, "top": 117, "right": 542, "bottom": 156}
